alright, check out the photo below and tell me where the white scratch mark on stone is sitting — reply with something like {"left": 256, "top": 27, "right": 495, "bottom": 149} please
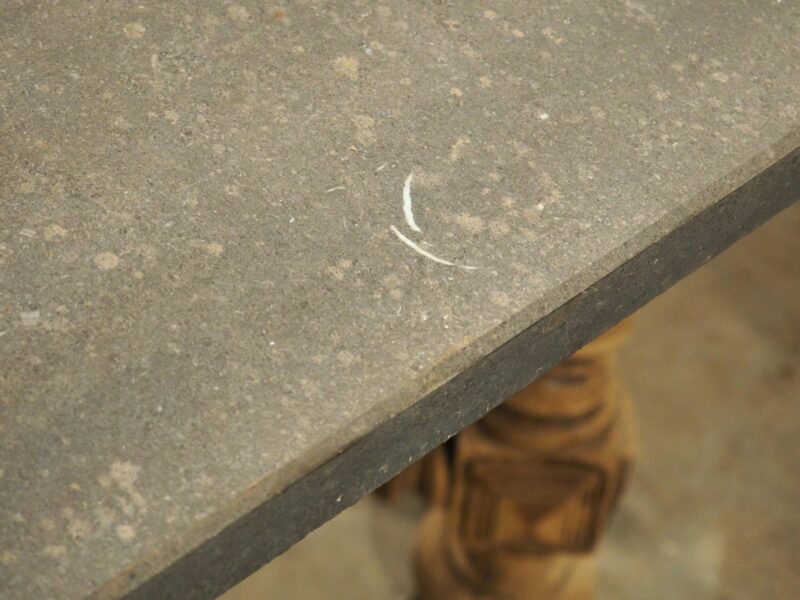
{"left": 390, "top": 226, "right": 477, "bottom": 270}
{"left": 402, "top": 173, "right": 422, "bottom": 233}
{"left": 326, "top": 186, "right": 346, "bottom": 193}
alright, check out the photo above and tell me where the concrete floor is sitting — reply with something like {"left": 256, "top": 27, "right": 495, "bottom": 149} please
{"left": 221, "top": 203, "right": 800, "bottom": 599}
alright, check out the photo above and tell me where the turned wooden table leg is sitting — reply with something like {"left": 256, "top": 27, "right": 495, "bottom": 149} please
{"left": 415, "top": 322, "right": 635, "bottom": 599}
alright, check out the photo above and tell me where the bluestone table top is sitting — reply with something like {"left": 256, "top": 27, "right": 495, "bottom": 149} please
{"left": 2, "top": 1, "right": 799, "bottom": 598}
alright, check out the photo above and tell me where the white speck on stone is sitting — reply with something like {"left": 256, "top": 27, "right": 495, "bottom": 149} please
{"left": 93, "top": 252, "right": 120, "bottom": 270}
{"left": 67, "top": 518, "right": 92, "bottom": 541}
{"left": 337, "top": 350, "right": 355, "bottom": 365}
{"left": 19, "top": 228, "right": 36, "bottom": 238}
{"left": 44, "top": 224, "right": 68, "bottom": 241}
{"left": 333, "top": 56, "right": 359, "bottom": 81}
{"left": 538, "top": 111, "right": 550, "bottom": 120}
{"left": 455, "top": 213, "right": 484, "bottom": 234}
{"left": 537, "top": 202, "right": 545, "bottom": 211}
{"left": 227, "top": 5, "right": 250, "bottom": 21}
{"left": 108, "top": 461, "right": 147, "bottom": 511}
{"left": 39, "top": 517, "right": 56, "bottom": 531}
{"left": 95, "top": 506, "right": 116, "bottom": 529}
{"left": 489, "top": 220, "right": 511, "bottom": 236}
{"left": 21, "top": 311, "right": 40, "bottom": 327}
{"left": 115, "top": 524, "right": 137, "bottom": 542}
{"left": 42, "top": 545, "right": 67, "bottom": 559}
{"left": 113, "top": 116, "right": 133, "bottom": 130}
{"left": 206, "top": 243, "right": 224, "bottom": 256}
{"left": 352, "top": 114, "right": 376, "bottom": 147}
{"left": 325, "top": 259, "right": 353, "bottom": 281}
{"left": 123, "top": 22, "right": 146, "bottom": 39}
{"left": 449, "top": 137, "right": 470, "bottom": 162}
{"left": 110, "top": 462, "right": 140, "bottom": 487}
{"left": 490, "top": 290, "right": 511, "bottom": 307}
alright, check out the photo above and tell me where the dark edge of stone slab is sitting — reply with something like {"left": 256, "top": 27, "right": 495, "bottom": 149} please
{"left": 111, "top": 147, "right": 800, "bottom": 600}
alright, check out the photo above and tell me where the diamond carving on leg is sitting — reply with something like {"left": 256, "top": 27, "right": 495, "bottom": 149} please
{"left": 458, "top": 459, "right": 607, "bottom": 554}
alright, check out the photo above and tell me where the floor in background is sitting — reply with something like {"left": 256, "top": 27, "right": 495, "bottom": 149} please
{"left": 222, "top": 203, "right": 800, "bottom": 600}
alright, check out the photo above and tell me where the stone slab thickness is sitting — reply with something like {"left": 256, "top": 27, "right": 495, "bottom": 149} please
{"left": 1, "top": 1, "right": 799, "bottom": 598}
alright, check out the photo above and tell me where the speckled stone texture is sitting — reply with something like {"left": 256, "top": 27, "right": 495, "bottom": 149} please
{"left": 1, "top": 1, "right": 798, "bottom": 599}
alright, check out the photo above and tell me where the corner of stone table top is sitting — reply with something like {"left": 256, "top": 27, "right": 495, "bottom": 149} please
{"left": 1, "top": 1, "right": 799, "bottom": 599}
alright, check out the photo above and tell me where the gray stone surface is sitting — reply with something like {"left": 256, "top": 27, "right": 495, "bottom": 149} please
{"left": 220, "top": 203, "right": 800, "bottom": 600}
{"left": 1, "top": 1, "right": 798, "bottom": 598}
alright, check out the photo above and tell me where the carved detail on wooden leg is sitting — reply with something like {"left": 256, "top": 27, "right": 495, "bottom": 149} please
{"left": 415, "top": 322, "right": 635, "bottom": 599}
